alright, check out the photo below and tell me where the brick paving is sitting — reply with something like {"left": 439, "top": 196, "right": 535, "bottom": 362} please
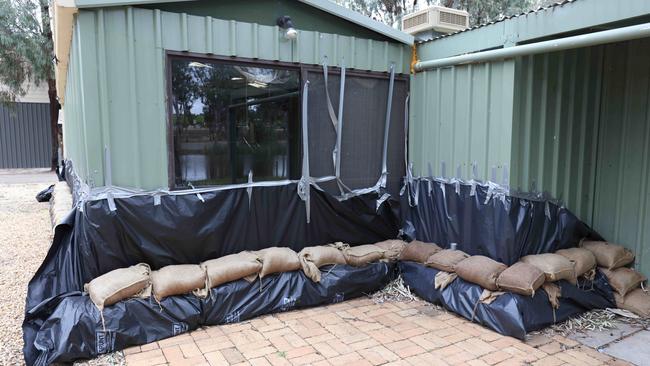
{"left": 123, "top": 298, "right": 631, "bottom": 366}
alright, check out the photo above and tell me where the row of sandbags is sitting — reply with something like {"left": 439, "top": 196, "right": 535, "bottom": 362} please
{"left": 84, "top": 240, "right": 406, "bottom": 311}
{"left": 399, "top": 240, "right": 649, "bottom": 317}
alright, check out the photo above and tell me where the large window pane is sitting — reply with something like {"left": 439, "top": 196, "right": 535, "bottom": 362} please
{"left": 170, "top": 58, "right": 300, "bottom": 187}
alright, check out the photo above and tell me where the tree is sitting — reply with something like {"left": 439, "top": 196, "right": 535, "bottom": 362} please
{"left": 335, "top": 0, "right": 536, "bottom": 27}
{"left": 0, "top": 0, "right": 59, "bottom": 170}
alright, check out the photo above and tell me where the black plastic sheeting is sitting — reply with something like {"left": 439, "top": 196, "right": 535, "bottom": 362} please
{"left": 400, "top": 261, "right": 615, "bottom": 340}
{"left": 35, "top": 185, "right": 53, "bottom": 202}
{"left": 401, "top": 178, "right": 603, "bottom": 265}
{"left": 25, "top": 263, "right": 394, "bottom": 365}
{"left": 23, "top": 185, "right": 400, "bottom": 365}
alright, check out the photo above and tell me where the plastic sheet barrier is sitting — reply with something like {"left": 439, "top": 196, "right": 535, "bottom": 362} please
{"left": 401, "top": 178, "right": 603, "bottom": 265}
{"left": 400, "top": 261, "right": 615, "bottom": 340}
{"left": 24, "top": 176, "right": 619, "bottom": 364}
{"left": 23, "top": 185, "right": 399, "bottom": 365}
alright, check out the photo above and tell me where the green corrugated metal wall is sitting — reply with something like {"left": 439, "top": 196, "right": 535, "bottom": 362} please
{"left": 510, "top": 47, "right": 604, "bottom": 221}
{"left": 409, "top": 60, "right": 515, "bottom": 180}
{"left": 410, "top": 38, "right": 650, "bottom": 277}
{"left": 592, "top": 38, "right": 650, "bottom": 278}
{"left": 63, "top": 6, "right": 410, "bottom": 188}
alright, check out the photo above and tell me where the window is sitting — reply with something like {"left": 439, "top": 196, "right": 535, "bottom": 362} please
{"left": 169, "top": 57, "right": 301, "bottom": 187}
{"left": 168, "top": 54, "right": 408, "bottom": 196}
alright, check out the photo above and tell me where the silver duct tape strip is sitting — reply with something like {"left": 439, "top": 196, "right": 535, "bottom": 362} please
{"left": 335, "top": 62, "right": 348, "bottom": 195}
{"left": 299, "top": 80, "right": 312, "bottom": 223}
{"left": 376, "top": 193, "right": 391, "bottom": 212}
{"left": 376, "top": 63, "right": 396, "bottom": 191}
{"left": 153, "top": 194, "right": 161, "bottom": 206}
{"left": 247, "top": 170, "right": 253, "bottom": 209}
{"left": 106, "top": 192, "right": 116, "bottom": 212}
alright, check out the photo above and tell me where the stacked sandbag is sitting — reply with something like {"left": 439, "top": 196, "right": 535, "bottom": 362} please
{"left": 201, "top": 251, "right": 262, "bottom": 289}
{"left": 256, "top": 247, "right": 301, "bottom": 278}
{"left": 425, "top": 249, "right": 469, "bottom": 272}
{"left": 497, "top": 262, "right": 546, "bottom": 296}
{"left": 454, "top": 256, "right": 507, "bottom": 291}
{"left": 615, "top": 289, "right": 650, "bottom": 317}
{"left": 555, "top": 248, "right": 597, "bottom": 279}
{"left": 520, "top": 254, "right": 577, "bottom": 284}
{"left": 343, "top": 244, "right": 385, "bottom": 266}
{"left": 399, "top": 241, "right": 441, "bottom": 263}
{"left": 49, "top": 181, "right": 73, "bottom": 228}
{"left": 298, "top": 244, "right": 347, "bottom": 282}
{"left": 582, "top": 241, "right": 634, "bottom": 269}
{"left": 375, "top": 240, "right": 407, "bottom": 261}
{"left": 582, "top": 240, "right": 648, "bottom": 317}
{"left": 152, "top": 264, "right": 207, "bottom": 301}
{"left": 601, "top": 268, "right": 646, "bottom": 298}
{"left": 84, "top": 263, "right": 152, "bottom": 311}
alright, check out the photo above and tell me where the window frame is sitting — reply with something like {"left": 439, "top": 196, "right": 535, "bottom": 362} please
{"left": 165, "top": 50, "right": 409, "bottom": 190}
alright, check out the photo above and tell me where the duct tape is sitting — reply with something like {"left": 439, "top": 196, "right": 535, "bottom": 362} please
{"left": 196, "top": 193, "right": 205, "bottom": 203}
{"left": 377, "top": 63, "right": 395, "bottom": 190}
{"left": 247, "top": 170, "right": 253, "bottom": 209}
{"left": 428, "top": 179, "right": 433, "bottom": 197}
{"left": 456, "top": 165, "right": 462, "bottom": 180}
{"left": 153, "top": 194, "right": 161, "bottom": 206}
{"left": 472, "top": 161, "right": 479, "bottom": 181}
{"left": 376, "top": 193, "right": 391, "bottom": 212}
{"left": 470, "top": 181, "right": 476, "bottom": 197}
{"left": 300, "top": 80, "right": 312, "bottom": 223}
{"left": 106, "top": 192, "right": 116, "bottom": 212}
{"left": 484, "top": 184, "right": 494, "bottom": 204}
{"left": 545, "top": 201, "right": 551, "bottom": 220}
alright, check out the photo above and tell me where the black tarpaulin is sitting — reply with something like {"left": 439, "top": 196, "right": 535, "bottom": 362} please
{"left": 23, "top": 184, "right": 400, "bottom": 365}
{"left": 400, "top": 261, "right": 615, "bottom": 340}
{"left": 401, "top": 178, "right": 602, "bottom": 265}
{"left": 26, "top": 184, "right": 399, "bottom": 311}
{"left": 26, "top": 263, "right": 394, "bottom": 365}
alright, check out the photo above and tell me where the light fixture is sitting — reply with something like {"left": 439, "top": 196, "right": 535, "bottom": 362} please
{"left": 276, "top": 15, "right": 298, "bottom": 40}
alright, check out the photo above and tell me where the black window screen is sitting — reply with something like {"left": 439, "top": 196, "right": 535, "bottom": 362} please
{"left": 305, "top": 70, "right": 407, "bottom": 196}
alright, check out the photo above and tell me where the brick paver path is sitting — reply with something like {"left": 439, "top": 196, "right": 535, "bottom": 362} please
{"left": 123, "top": 298, "right": 630, "bottom": 366}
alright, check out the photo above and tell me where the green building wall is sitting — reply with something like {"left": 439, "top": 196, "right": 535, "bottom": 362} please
{"left": 62, "top": 5, "right": 411, "bottom": 189}
{"left": 409, "top": 38, "right": 650, "bottom": 277}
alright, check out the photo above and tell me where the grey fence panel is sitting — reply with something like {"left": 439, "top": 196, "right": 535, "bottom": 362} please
{"left": 0, "top": 102, "right": 52, "bottom": 168}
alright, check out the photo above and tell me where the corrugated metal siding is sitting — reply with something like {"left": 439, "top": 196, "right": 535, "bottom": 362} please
{"left": 509, "top": 39, "right": 650, "bottom": 277}
{"left": 510, "top": 47, "right": 604, "bottom": 220}
{"left": 592, "top": 38, "right": 650, "bottom": 278}
{"left": 0, "top": 102, "right": 52, "bottom": 168}
{"left": 65, "top": 6, "right": 410, "bottom": 188}
{"left": 409, "top": 60, "right": 515, "bottom": 180}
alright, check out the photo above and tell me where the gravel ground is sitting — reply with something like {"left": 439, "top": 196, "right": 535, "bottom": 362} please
{"left": 0, "top": 182, "right": 54, "bottom": 365}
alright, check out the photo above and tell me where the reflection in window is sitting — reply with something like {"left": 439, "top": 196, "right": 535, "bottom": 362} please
{"left": 170, "top": 58, "right": 300, "bottom": 187}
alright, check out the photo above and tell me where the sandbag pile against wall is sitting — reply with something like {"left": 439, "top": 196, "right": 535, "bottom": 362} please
{"left": 400, "top": 261, "right": 615, "bottom": 340}
{"left": 26, "top": 262, "right": 395, "bottom": 365}
{"left": 400, "top": 178, "right": 601, "bottom": 264}
{"left": 24, "top": 185, "right": 400, "bottom": 365}
{"left": 582, "top": 241, "right": 648, "bottom": 317}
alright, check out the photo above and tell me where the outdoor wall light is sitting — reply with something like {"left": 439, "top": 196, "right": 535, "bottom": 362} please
{"left": 277, "top": 15, "right": 298, "bottom": 40}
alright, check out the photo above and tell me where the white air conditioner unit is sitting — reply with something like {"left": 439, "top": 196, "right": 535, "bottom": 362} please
{"left": 402, "top": 6, "right": 469, "bottom": 35}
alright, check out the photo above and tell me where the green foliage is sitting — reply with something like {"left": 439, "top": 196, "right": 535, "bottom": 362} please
{"left": 0, "top": 0, "right": 53, "bottom": 102}
{"left": 335, "top": 0, "right": 537, "bottom": 27}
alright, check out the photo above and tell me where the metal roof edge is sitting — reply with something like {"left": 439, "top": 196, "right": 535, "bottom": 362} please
{"left": 71, "top": 0, "right": 413, "bottom": 45}
{"left": 297, "top": 0, "right": 413, "bottom": 45}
